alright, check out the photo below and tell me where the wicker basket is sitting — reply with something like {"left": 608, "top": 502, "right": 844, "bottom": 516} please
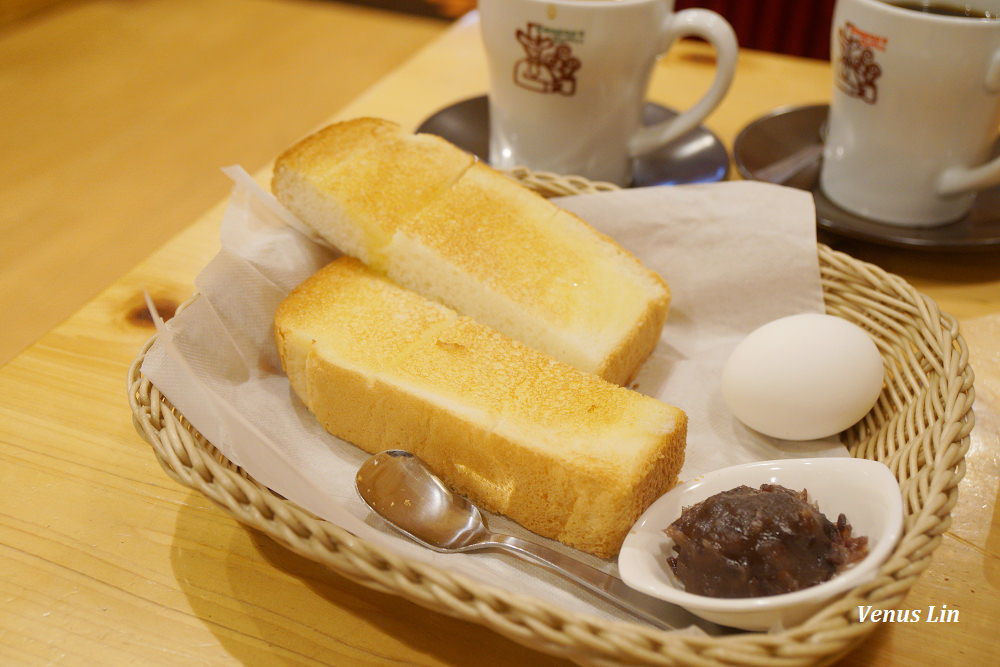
{"left": 127, "top": 170, "right": 974, "bottom": 666}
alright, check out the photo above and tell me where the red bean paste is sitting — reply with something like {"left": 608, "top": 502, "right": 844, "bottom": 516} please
{"left": 665, "top": 484, "right": 869, "bottom": 598}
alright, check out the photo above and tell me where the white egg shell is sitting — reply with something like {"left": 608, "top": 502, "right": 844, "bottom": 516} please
{"left": 722, "top": 313, "right": 884, "bottom": 440}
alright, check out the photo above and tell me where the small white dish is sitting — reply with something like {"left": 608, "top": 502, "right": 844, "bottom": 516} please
{"left": 618, "top": 457, "right": 903, "bottom": 632}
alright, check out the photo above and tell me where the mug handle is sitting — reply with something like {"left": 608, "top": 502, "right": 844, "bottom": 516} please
{"left": 628, "top": 9, "right": 738, "bottom": 157}
{"left": 937, "top": 50, "right": 1000, "bottom": 196}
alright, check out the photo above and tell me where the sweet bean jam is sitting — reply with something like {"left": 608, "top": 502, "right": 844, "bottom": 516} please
{"left": 665, "top": 484, "right": 869, "bottom": 598}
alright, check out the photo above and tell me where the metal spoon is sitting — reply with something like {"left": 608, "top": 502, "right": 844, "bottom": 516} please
{"left": 355, "top": 449, "right": 722, "bottom": 632}
{"left": 755, "top": 120, "right": 828, "bottom": 185}
{"left": 755, "top": 142, "right": 823, "bottom": 185}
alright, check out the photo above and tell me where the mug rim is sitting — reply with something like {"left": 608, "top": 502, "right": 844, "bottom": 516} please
{"left": 856, "top": 0, "right": 1000, "bottom": 25}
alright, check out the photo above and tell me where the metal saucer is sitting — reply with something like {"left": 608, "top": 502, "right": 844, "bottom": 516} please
{"left": 416, "top": 95, "right": 730, "bottom": 188}
{"left": 734, "top": 104, "right": 1000, "bottom": 251}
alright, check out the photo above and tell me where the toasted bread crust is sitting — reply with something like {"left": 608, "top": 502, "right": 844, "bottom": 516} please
{"left": 272, "top": 118, "right": 670, "bottom": 384}
{"left": 272, "top": 118, "right": 475, "bottom": 268}
{"left": 274, "top": 258, "right": 686, "bottom": 557}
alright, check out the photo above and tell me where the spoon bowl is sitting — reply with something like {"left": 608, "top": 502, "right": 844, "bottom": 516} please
{"left": 355, "top": 449, "right": 488, "bottom": 551}
{"left": 355, "top": 450, "right": 724, "bottom": 633}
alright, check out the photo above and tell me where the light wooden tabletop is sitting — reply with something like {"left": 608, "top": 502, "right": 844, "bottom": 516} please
{"left": 0, "top": 0, "right": 447, "bottom": 368}
{"left": 2, "top": 5, "right": 999, "bottom": 667}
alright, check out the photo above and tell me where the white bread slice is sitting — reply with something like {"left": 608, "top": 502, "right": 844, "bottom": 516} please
{"left": 272, "top": 118, "right": 669, "bottom": 385}
{"left": 270, "top": 117, "right": 475, "bottom": 269}
{"left": 274, "top": 257, "right": 687, "bottom": 558}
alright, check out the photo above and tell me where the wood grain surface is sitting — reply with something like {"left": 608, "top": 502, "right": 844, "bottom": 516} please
{"left": 0, "top": 0, "right": 446, "bottom": 367}
{"left": 1, "top": 5, "right": 998, "bottom": 666}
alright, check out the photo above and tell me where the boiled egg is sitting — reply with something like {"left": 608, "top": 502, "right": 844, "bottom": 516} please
{"left": 722, "top": 313, "right": 884, "bottom": 440}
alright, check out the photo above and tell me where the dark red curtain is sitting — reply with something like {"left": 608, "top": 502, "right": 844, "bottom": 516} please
{"left": 676, "top": 0, "right": 836, "bottom": 60}
{"left": 330, "top": 2, "right": 836, "bottom": 60}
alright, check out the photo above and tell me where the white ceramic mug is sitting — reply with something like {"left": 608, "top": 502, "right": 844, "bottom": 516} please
{"left": 820, "top": 0, "right": 1000, "bottom": 226}
{"left": 478, "top": 0, "right": 737, "bottom": 186}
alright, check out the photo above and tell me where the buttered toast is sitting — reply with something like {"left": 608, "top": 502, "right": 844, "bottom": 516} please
{"left": 272, "top": 118, "right": 669, "bottom": 385}
{"left": 274, "top": 257, "right": 687, "bottom": 558}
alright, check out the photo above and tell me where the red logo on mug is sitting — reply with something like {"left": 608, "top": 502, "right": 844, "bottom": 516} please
{"left": 513, "top": 23, "right": 581, "bottom": 96}
{"left": 834, "top": 22, "right": 885, "bottom": 104}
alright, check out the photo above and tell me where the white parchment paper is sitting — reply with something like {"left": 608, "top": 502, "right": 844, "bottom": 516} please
{"left": 140, "top": 166, "right": 846, "bottom": 627}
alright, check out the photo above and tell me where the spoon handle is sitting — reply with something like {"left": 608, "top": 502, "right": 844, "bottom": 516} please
{"left": 487, "top": 533, "right": 712, "bottom": 632}
{"left": 755, "top": 142, "right": 823, "bottom": 184}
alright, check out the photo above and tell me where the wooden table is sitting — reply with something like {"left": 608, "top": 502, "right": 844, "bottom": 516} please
{"left": 0, "top": 0, "right": 447, "bottom": 368}
{"left": 2, "top": 10, "right": 998, "bottom": 667}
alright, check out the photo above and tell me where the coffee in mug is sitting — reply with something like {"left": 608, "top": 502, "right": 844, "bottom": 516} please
{"left": 820, "top": 0, "right": 1000, "bottom": 226}
{"left": 888, "top": 2, "right": 996, "bottom": 18}
{"left": 478, "top": 0, "right": 737, "bottom": 186}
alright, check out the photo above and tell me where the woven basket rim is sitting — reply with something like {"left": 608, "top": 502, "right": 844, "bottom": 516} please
{"left": 127, "top": 173, "right": 975, "bottom": 666}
